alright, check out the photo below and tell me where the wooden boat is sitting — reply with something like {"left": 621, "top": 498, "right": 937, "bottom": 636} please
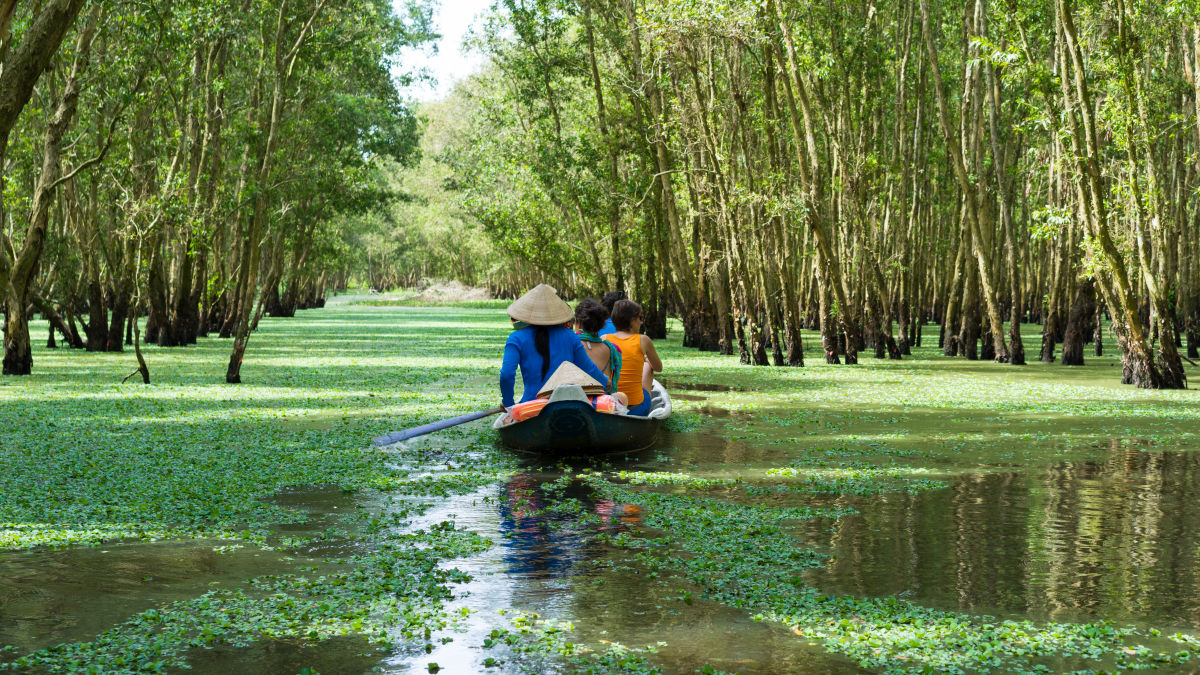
{"left": 494, "top": 380, "right": 672, "bottom": 454}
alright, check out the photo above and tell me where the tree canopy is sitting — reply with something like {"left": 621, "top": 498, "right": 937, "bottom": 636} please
{"left": 6, "top": 0, "right": 1200, "bottom": 390}
{"left": 0, "top": 0, "right": 433, "bottom": 380}
{"left": 377, "top": 0, "right": 1200, "bottom": 389}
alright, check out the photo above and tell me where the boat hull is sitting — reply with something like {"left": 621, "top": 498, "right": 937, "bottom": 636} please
{"left": 497, "top": 400, "right": 661, "bottom": 454}
{"left": 496, "top": 381, "right": 672, "bottom": 454}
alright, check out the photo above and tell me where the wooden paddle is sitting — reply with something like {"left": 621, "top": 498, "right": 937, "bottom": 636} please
{"left": 372, "top": 406, "right": 506, "bottom": 447}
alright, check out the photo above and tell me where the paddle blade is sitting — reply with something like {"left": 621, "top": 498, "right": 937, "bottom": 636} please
{"left": 372, "top": 407, "right": 505, "bottom": 446}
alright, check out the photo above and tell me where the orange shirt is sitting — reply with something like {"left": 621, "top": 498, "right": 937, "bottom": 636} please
{"left": 604, "top": 333, "right": 645, "bottom": 406}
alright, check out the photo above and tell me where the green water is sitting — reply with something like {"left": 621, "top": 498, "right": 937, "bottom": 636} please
{"left": 3, "top": 302, "right": 1200, "bottom": 673}
{"left": 1, "top": 540, "right": 295, "bottom": 652}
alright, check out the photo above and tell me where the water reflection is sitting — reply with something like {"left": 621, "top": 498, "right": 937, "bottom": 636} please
{"left": 0, "top": 540, "right": 295, "bottom": 652}
{"left": 185, "top": 635, "right": 385, "bottom": 674}
{"left": 803, "top": 447, "right": 1200, "bottom": 628}
{"left": 387, "top": 467, "right": 860, "bottom": 674}
{"left": 499, "top": 472, "right": 643, "bottom": 578}
{"left": 0, "top": 458, "right": 855, "bottom": 674}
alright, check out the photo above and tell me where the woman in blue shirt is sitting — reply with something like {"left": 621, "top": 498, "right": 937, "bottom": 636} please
{"left": 500, "top": 284, "right": 610, "bottom": 409}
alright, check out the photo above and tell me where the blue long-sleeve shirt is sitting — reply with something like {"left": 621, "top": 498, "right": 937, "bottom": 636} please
{"left": 500, "top": 325, "right": 610, "bottom": 407}
{"left": 597, "top": 318, "right": 617, "bottom": 338}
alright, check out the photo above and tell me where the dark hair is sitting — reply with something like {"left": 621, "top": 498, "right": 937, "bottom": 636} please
{"left": 574, "top": 299, "right": 608, "bottom": 334}
{"left": 610, "top": 299, "right": 643, "bottom": 332}
{"left": 600, "top": 291, "right": 627, "bottom": 313}
{"left": 533, "top": 326, "right": 551, "bottom": 379}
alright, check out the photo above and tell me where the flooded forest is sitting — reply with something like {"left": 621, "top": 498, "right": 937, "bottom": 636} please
{"left": 4, "top": 0, "right": 1200, "bottom": 674}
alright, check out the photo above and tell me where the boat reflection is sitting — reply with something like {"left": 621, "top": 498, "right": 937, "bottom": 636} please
{"left": 498, "top": 472, "right": 642, "bottom": 577}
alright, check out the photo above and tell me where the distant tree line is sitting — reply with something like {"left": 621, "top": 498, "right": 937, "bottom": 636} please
{"left": 387, "top": 0, "right": 1200, "bottom": 388}
{"left": 0, "top": 0, "right": 431, "bottom": 381}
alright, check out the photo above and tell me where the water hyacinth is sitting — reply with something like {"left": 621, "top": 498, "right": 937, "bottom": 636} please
{"left": 2, "top": 302, "right": 1199, "bottom": 672}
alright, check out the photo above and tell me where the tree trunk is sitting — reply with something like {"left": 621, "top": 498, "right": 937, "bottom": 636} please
{"left": 0, "top": 0, "right": 89, "bottom": 164}
{"left": 1061, "top": 278, "right": 1095, "bottom": 366}
{"left": 227, "top": 0, "right": 329, "bottom": 383}
{"left": 168, "top": 238, "right": 198, "bottom": 345}
{"left": 768, "top": 11, "right": 860, "bottom": 365}
{"left": 106, "top": 235, "right": 136, "bottom": 352}
{"left": 1058, "top": 0, "right": 1166, "bottom": 388}
{"left": 960, "top": 264, "right": 980, "bottom": 360}
{"left": 817, "top": 269, "right": 840, "bottom": 364}
{"left": 84, "top": 278, "right": 107, "bottom": 351}
{"left": 942, "top": 217, "right": 967, "bottom": 356}
{"left": 2, "top": 12, "right": 97, "bottom": 375}
{"left": 919, "top": 0, "right": 1009, "bottom": 362}
{"left": 30, "top": 293, "right": 82, "bottom": 349}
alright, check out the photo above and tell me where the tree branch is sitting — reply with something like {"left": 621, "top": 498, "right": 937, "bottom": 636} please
{"left": 48, "top": 66, "right": 147, "bottom": 193}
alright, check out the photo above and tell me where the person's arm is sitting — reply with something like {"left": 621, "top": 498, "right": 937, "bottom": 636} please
{"left": 572, "top": 338, "right": 612, "bottom": 392}
{"left": 500, "top": 340, "right": 520, "bottom": 407}
{"left": 642, "top": 335, "right": 663, "bottom": 372}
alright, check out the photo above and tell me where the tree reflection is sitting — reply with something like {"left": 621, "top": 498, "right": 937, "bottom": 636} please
{"left": 804, "top": 448, "right": 1200, "bottom": 628}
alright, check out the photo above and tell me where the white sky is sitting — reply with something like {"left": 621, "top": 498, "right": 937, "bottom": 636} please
{"left": 396, "top": 0, "right": 494, "bottom": 102}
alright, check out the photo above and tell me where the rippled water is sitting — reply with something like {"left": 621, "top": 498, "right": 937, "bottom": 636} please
{"left": 7, "top": 423, "right": 1200, "bottom": 672}
{"left": 802, "top": 447, "right": 1200, "bottom": 629}
{"left": 161, "top": 459, "right": 859, "bottom": 674}
{"left": 378, "top": 466, "right": 860, "bottom": 675}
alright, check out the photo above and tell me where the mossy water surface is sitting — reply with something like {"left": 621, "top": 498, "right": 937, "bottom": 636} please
{"left": 2, "top": 301, "right": 1200, "bottom": 673}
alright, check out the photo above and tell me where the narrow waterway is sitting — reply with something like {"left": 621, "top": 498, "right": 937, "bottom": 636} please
{"left": 5, "top": 395, "right": 1200, "bottom": 673}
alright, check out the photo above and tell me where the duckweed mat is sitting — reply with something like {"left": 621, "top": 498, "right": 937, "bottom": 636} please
{"left": 3, "top": 301, "right": 1200, "bottom": 673}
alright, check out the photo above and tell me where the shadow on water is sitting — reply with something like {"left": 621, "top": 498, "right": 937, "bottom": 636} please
{"left": 800, "top": 446, "right": 1200, "bottom": 630}
{"left": 0, "top": 487, "right": 360, "bottom": 660}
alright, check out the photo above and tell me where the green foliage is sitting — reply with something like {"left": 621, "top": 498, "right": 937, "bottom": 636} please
{"left": 1, "top": 0, "right": 436, "bottom": 378}
{"left": 0, "top": 303, "right": 517, "bottom": 671}
{"left": 4, "top": 302, "right": 1200, "bottom": 673}
{"left": 352, "top": 97, "right": 499, "bottom": 291}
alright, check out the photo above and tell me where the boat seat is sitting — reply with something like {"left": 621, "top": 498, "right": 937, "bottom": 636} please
{"left": 647, "top": 380, "right": 671, "bottom": 419}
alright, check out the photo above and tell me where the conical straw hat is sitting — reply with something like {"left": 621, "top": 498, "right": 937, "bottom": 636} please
{"left": 507, "top": 284, "right": 573, "bottom": 326}
{"left": 537, "top": 361, "right": 605, "bottom": 398}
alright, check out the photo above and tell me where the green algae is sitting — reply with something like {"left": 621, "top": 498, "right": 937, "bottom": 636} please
{"left": 0, "top": 305, "right": 522, "bottom": 672}
{"left": 478, "top": 612, "right": 665, "bottom": 674}
{"left": 4, "top": 302, "right": 1200, "bottom": 673}
{"left": 578, "top": 471, "right": 1193, "bottom": 673}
